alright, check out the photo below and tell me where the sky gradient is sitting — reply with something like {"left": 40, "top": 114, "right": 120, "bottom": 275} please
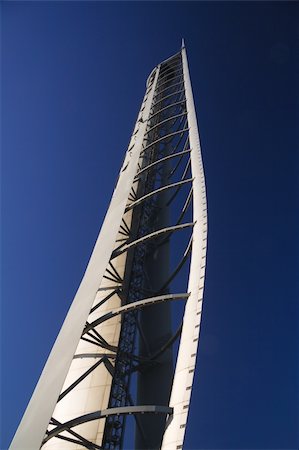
{"left": 1, "top": 2, "right": 298, "bottom": 449}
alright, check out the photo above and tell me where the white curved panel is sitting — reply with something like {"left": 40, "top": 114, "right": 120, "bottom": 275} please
{"left": 10, "top": 68, "right": 160, "bottom": 450}
{"left": 42, "top": 251, "right": 126, "bottom": 449}
{"left": 161, "top": 45, "right": 208, "bottom": 450}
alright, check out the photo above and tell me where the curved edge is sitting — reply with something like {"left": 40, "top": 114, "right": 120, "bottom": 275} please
{"left": 84, "top": 293, "right": 189, "bottom": 334}
{"left": 43, "top": 406, "right": 173, "bottom": 444}
{"left": 146, "top": 66, "right": 159, "bottom": 87}
{"left": 161, "top": 46, "right": 208, "bottom": 450}
{"left": 9, "top": 64, "right": 161, "bottom": 450}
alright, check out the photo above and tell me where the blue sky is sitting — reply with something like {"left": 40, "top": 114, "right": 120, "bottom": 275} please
{"left": 1, "top": 2, "right": 298, "bottom": 449}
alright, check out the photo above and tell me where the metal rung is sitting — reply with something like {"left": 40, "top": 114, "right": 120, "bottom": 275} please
{"left": 154, "top": 80, "right": 184, "bottom": 99}
{"left": 149, "top": 99, "right": 186, "bottom": 121}
{"left": 141, "top": 128, "right": 189, "bottom": 154}
{"left": 145, "top": 112, "right": 187, "bottom": 135}
{"left": 157, "top": 67, "right": 183, "bottom": 84}
{"left": 43, "top": 406, "right": 173, "bottom": 444}
{"left": 83, "top": 293, "right": 189, "bottom": 335}
{"left": 153, "top": 88, "right": 185, "bottom": 108}
{"left": 112, "top": 222, "right": 195, "bottom": 259}
{"left": 156, "top": 72, "right": 184, "bottom": 91}
{"left": 126, "top": 178, "right": 193, "bottom": 212}
{"left": 135, "top": 149, "right": 191, "bottom": 177}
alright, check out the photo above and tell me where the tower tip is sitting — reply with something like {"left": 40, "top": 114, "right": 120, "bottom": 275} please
{"left": 181, "top": 38, "right": 185, "bottom": 49}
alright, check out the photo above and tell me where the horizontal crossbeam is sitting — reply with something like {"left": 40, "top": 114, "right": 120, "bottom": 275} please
{"left": 156, "top": 72, "right": 184, "bottom": 91}
{"left": 135, "top": 149, "right": 191, "bottom": 177}
{"left": 112, "top": 222, "right": 195, "bottom": 259}
{"left": 126, "top": 178, "right": 193, "bottom": 212}
{"left": 145, "top": 111, "right": 187, "bottom": 135}
{"left": 153, "top": 88, "right": 185, "bottom": 108}
{"left": 42, "top": 406, "right": 173, "bottom": 444}
{"left": 73, "top": 353, "right": 116, "bottom": 360}
{"left": 83, "top": 293, "right": 189, "bottom": 335}
{"left": 149, "top": 99, "right": 186, "bottom": 121}
{"left": 141, "top": 128, "right": 189, "bottom": 154}
{"left": 157, "top": 67, "right": 183, "bottom": 84}
{"left": 159, "top": 63, "right": 182, "bottom": 80}
{"left": 154, "top": 80, "right": 184, "bottom": 99}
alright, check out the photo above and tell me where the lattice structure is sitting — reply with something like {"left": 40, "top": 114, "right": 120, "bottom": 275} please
{"left": 10, "top": 42, "right": 207, "bottom": 450}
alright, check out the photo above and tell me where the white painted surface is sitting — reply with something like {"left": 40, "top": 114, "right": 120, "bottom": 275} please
{"left": 10, "top": 67, "right": 160, "bottom": 450}
{"left": 161, "top": 45, "right": 208, "bottom": 450}
{"left": 42, "top": 250, "right": 126, "bottom": 449}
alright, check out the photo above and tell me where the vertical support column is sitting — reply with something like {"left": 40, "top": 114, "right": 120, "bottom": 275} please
{"left": 134, "top": 61, "right": 173, "bottom": 449}
{"left": 161, "top": 44, "right": 208, "bottom": 450}
{"left": 135, "top": 179, "right": 173, "bottom": 450}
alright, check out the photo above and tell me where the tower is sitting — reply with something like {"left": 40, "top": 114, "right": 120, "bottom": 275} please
{"left": 10, "top": 42, "right": 207, "bottom": 450}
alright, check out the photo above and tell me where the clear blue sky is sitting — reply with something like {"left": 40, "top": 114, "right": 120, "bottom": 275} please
{"left": 1, "top": 2, "right": 298, "bottom": 449}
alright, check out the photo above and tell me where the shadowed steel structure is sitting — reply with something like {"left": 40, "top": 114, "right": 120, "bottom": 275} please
{"left": 10, "top": 42, "right": 207, "bottom": 450}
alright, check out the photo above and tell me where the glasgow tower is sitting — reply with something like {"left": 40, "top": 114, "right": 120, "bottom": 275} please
{"left": 10, "top": 41, "right": 208, "bottom": 450}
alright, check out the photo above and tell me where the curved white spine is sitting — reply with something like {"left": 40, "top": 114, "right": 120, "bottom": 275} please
{"left": 161, "top": 45, "right": 208, "bottom": 450}
{"left": 9, "top": 67, "right": 160, "bottom": 450}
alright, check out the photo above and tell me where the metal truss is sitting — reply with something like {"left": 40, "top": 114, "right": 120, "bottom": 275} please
{"left": 10, "top": 43, "right": 207, "bottom": 450}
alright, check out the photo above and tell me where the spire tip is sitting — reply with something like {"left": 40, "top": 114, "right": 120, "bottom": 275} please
{"left": 181, "top": 38, "right": 185, "bottom": 49}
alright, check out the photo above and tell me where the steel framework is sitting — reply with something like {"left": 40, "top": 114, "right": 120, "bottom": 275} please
{"left": 10, "top": 42, "right": 207, "bottom": 450}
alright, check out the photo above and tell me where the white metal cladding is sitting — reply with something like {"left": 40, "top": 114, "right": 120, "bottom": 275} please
{"left": 9, "top": 66, "right": 160, "bottom": 450}
{"left": 161, "top": 44, "right": 208, "bottom": 450}
{"left": 10, "top": 44, "right": 207, "bottom": 450}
